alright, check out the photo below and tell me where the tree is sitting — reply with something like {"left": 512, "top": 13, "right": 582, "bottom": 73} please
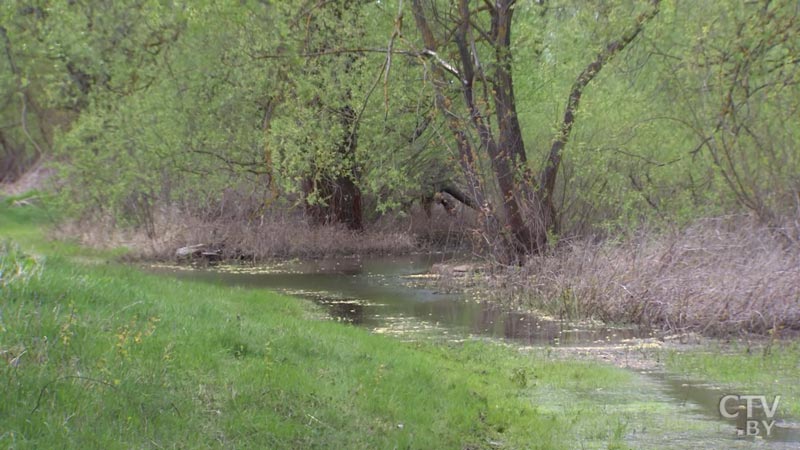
{"left": 0, "top": 6, "right": 52, "bottom": 183}
{"left": 291, "top": 1, "right": 367, "bottom": 231}
{"left": 408, "top": 0, "right": 661, "bottom": 261}
{"left": 18, "top": 0, "right": 794, "bottom": 251}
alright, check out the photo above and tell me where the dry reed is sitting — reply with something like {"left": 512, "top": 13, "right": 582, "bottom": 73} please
{"left": 483, "top": 216, "right": 800, "bottom": 336}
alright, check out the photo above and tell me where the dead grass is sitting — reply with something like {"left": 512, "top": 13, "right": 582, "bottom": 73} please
{"left": 483, "top": 216, "right": 800, "bottom": 336}
{"left": 0, "top": 161, "right": 54, "bottom": 196}
{"left": 51, "top": 200, "right": 477, "bottom": 261}
{"left": 55, "top": 211, "right": 416, "bottom": 261}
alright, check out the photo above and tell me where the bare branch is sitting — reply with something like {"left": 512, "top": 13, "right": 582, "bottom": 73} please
{"left": 420, "top": 49, "right": 461, "bottom": 79}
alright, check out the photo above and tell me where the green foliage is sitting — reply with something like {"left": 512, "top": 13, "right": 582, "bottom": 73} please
{"left": 506, "top": 0, "right": 800, "bottom": 232}
{"left": 3, "top": 0, "right": 797, "bottom": 234}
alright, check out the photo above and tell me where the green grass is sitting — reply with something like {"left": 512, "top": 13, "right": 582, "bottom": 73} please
{"left": 0, "top": 204, "right": 650, "bottom": 449}
{"left": 664, "top": 341, "right": 800, "bottom": 417}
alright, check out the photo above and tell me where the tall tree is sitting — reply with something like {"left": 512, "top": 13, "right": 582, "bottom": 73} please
{"left": 408, "top": 0, "right": 661, "bottom": 260}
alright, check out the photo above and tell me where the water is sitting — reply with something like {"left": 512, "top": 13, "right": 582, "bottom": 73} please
{"left": 150, "top": 254, "right": 800, "bottom": 448}
{"left": 152, "top": 254, "right": 639, "bottom": 345}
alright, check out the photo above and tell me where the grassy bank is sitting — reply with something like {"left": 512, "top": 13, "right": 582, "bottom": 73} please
{"left": 1, "top": 204, "right": 650, "bottom": 449}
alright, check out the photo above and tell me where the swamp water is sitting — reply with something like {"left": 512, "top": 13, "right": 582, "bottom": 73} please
{"left": 152, "top": 254, "right": 800, "bottom": 449}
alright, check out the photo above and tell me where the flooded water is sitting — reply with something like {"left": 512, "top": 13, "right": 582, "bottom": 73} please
{"left": 152, "top": 254, "right": 640, "bottom": 345}
{"left": 151, "top": 254, "right": 800, "bottom": 449}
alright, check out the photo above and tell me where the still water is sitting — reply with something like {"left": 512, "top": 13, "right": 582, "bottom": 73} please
{"left": 153, "top": 253, "right": 639, "bottom": 345}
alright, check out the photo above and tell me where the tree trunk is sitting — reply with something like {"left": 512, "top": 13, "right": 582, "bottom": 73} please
{"left": 485, "top": 0, "right": 548, "bottom": 255}
{"left": 302, "top": 104, "right": 363, "bottom": 231}
{"left": 329, "top": 105, "right": 363, "bottom": 231}
{"left": 411, "top": 0, "right": 509, "bottom": 259}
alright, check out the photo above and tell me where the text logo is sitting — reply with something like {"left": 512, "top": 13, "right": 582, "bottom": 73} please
{"left": 719, "top": 394, "right": 781, "bottom": 436}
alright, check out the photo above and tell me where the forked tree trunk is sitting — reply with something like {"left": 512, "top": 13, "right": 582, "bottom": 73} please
{"left": 410, "top": 0, "right": 660, "bottom": 262}
{"left": 484, "top": 0, "right": 548, "bottom": 255}
{"left": 413, "top": 0, "right": 545, "bottom": 261}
